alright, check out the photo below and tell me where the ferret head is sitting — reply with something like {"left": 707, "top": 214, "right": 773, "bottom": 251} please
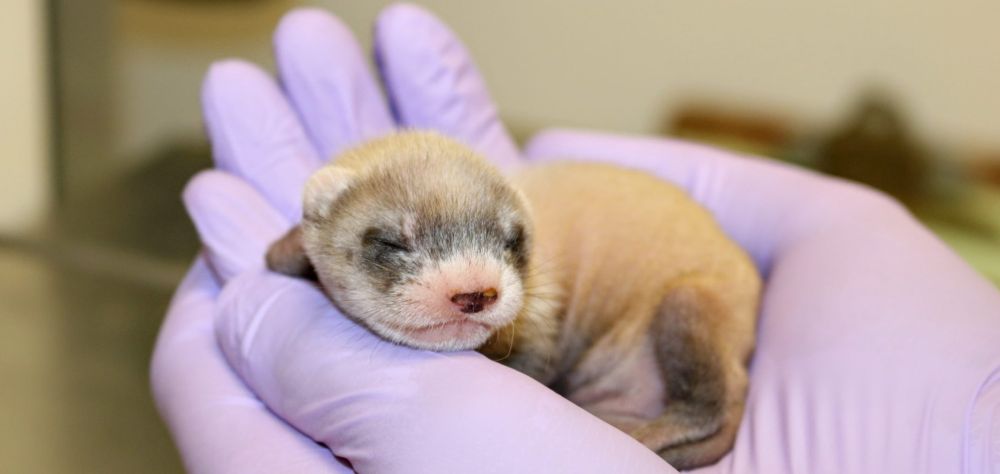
{"left": 268, "top": 132, "right": 532, "bottom": 351}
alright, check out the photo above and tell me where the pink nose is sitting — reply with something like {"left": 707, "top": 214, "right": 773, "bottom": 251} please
{"left": 450, "top": 288, "right": 498, "bottom": 314}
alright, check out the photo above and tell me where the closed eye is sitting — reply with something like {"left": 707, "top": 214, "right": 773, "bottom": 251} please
{"left": 373, "top": 237, "right": 411, "bottom": 252}
{"left": 363, "top": 227, "right": 412, "bottom": 253}
{"left": 505, "top": 224, "right": 525, "bottom": 252}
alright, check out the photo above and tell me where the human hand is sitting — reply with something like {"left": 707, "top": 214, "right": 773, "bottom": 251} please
{"left": 154, "top": 3, "right": 1000, "bottom": 472}
{"left": 155, "top": 4, "right": 672, "bottom": 473}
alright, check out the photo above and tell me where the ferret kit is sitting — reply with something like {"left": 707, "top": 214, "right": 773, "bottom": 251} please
{"left": 267, "top": 131, "right": 761, "bottom": 470}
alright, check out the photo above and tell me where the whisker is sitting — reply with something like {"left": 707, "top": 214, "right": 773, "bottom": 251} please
{"left": 495, "top": 320, "right": 516, "bottom": 362}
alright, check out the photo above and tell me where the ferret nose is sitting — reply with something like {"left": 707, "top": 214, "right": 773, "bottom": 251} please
{"left": 450, "top": 288, "right": 498, "bottom": 314}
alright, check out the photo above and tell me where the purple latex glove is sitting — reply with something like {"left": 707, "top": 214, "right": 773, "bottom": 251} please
{"left": 154, "top": 5, "right": 670, "bottom": 473}
{"left": 524, "top": 132, "right": 1000, "bottom": 473}
{"left": 152, "top": 4, "right": 1000, "bottom": 473}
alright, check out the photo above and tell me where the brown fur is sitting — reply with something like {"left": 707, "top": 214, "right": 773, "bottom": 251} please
{"left": 267, "top": 132, "right": 760, "bottom": 470}
{"left": 266, "top": 226, "right": 315, "bottom": 279}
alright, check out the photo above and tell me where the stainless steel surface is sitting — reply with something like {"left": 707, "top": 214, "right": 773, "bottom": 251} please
{"left": 0, "top": 106, "right": 205, "bottom": 473}
{"left": 23, "top": 1, "right": 268, "bottom": 470}
{"left": 0, "top": 245, "right": 183, "bottom": 473}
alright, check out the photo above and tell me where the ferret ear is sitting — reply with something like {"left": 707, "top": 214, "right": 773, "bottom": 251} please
{"left": 303, "top": 165, "right": 355, "bottom": 221}
{"left": 266, "top": 225, "right": 316, "bottom": 279}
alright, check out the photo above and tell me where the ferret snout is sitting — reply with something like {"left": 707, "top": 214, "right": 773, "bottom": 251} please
{"left": 400, "top": 252, "right": 522, "bottom": 330}
{"left": 450, "top": 288, "right": 498, "bottom": 314}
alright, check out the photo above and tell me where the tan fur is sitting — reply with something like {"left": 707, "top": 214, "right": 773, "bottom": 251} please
{"left": 508, "top": 162, "right": 760, "bottom": 469}
{"left": 267, "top": 131, "right": 760, "bottom": 470}
{"left": 478, "top": 259, "right": 563, "bottom": 382}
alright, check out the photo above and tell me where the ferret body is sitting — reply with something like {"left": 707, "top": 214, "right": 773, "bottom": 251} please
{"left": 267, "top": 131, "right": 760, "bottom": 470}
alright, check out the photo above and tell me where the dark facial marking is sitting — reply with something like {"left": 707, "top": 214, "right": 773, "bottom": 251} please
{"left": 360, "top": 226, "right": 418, "bottom": 292}
{"left": 412, "top": 212, "right": 505, "bottom": 261}
{"left": 363, "top": 227, "right": 412, "bottom": 253}
{"left": 505, "top": 223, "right": 529, "bottom": 272}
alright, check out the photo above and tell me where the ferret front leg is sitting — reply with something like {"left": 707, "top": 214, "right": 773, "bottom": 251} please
{"left": 265, "top": 225, "right": 317, "bottom": 279}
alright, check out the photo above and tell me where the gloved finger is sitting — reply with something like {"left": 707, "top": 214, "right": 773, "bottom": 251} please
{"left": 374, "top": 3, "right": 521, "bottom": 169}
{"left": 183, "top": 170, "right": 290, "bottom": 282}
{"left": 274, "top": 8, "right": 395, "bottom": 160}
{"left": 522, "top": 128, "right": 893, "bottom": 272}
{"left": 150, "top": 258, "right": 349, "bottom": 473}
{"left": 216, "top": 269, "right": 675, "bottom": 473}
{"left": 202, "top": 59, "right": 322, "bottom": 221}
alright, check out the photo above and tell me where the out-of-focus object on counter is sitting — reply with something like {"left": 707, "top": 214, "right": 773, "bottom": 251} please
{"left": 813, "top": 92, "right": 929, "bottom": 206}
{"left": 970, "top": 155, "right": 1000, "bottom": 187}
{"left": 664, "top": 90, "right": 1000, "bottom": 286}
{"left": 667, "top": 101, "right": 796, "bottom": 159}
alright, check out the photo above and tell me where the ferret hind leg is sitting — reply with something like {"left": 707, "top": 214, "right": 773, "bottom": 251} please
{"left": 629, "top": 279, "right": 750, "bottom": 471}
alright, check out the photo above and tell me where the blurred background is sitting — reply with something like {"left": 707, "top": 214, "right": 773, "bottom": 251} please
{"left": 2, "top": 0, "right": 998, "bottom": 472}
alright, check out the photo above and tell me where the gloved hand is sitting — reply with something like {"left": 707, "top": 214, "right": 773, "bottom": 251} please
{"left": 154, "top": 5, "right": 671, "bottom": 473}
{"left": 152, "top": 4, "right": 1000, "bottom": 473}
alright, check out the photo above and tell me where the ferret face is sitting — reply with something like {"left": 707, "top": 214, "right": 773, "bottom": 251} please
{"left": 300, "top": 133, "right": 531, "bottom": 351}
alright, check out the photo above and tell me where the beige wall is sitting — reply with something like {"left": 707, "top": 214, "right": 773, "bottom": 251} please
{"left": 325, "top": 0, "right": 1000, "bottom": 150}
{"left": 115, "top": 0, "right": 299, "bottom": 163}
{"left": 105, "top": 1, "right": 1000, "bottom": 173}
{"left": 0, "top": 0, "right": 49, "bottom": 233}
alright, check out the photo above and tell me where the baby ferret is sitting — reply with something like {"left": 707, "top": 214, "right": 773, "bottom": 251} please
{"left": 266, "top": 131, "right": 761, "bottom": 470}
